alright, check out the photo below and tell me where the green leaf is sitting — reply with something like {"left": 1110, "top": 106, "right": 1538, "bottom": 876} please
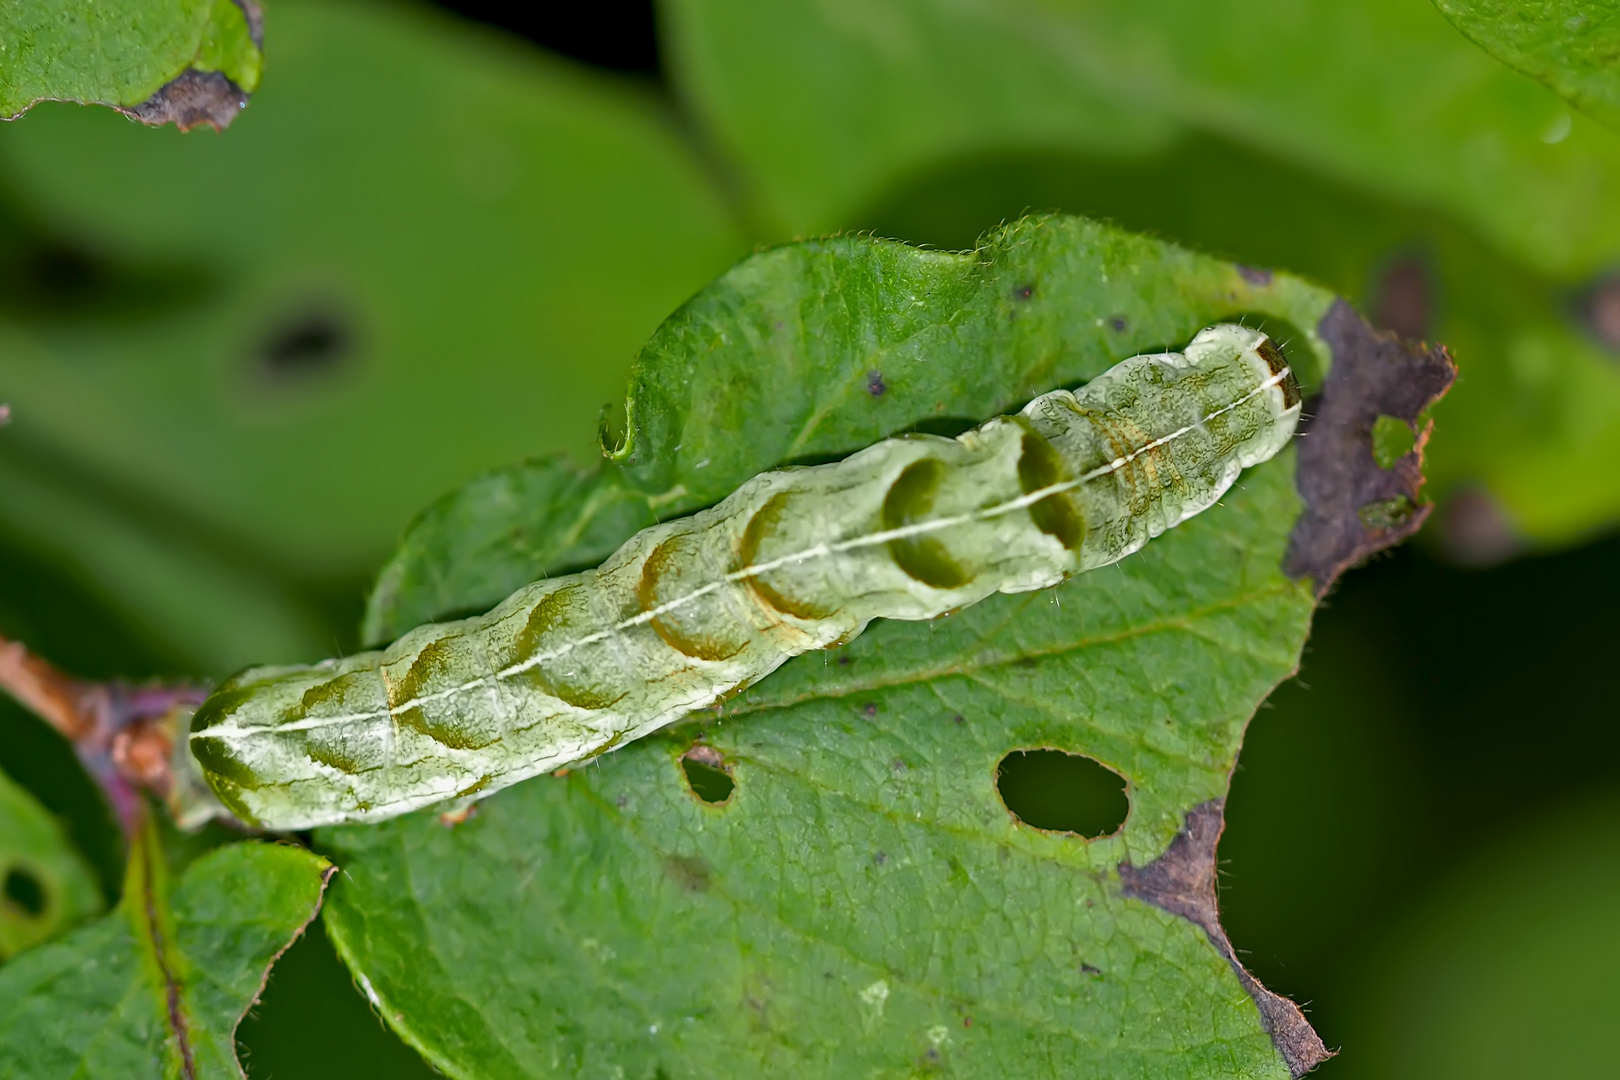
{"left": 0, "top": 0, "right": 743, "bottom": 673}
{"left": 662, "top": 0, "right": 1620, "bottom": 551}
{"left": 0, "top": 823, "right": 331, "bottom": 1079}
{"left": 324, "top": 216, "right": 1397, "bottom": 1077}
{"left": 1433, "top": 0, "right": 1620, "bottom": 130}
{"left": 0, "top": 763, "right": 102, "bottom": 960}
{"left": 0, "top": 0, "right": 263, "bottom": 128}
{"left": 669, "top": 0, "right": 1620, "bottom": 276}
{"left": 363, "top": 455, "right": 657, "bottom": 648}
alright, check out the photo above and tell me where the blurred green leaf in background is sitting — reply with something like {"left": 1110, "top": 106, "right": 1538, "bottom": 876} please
{"left": 1432, "top": 0, "right": 1620, "bottom": 130}
{"left": 2, "top": 0, "right": 1619, "bottom": 1078}
{"left": 663, "top": 0, "right": 1620, "bottom": 550}
{"left": 0, "top": 0, "right": 744, "bottom": 676}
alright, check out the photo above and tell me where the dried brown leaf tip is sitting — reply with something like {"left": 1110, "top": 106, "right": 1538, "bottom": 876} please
{"left": 1285, "top": 300, "right": 1457, "bottom": 594}
{"left": 119, "top": 1, "right": 263, "bottom": 132}
{"left": 1120, "top": 801, "right": 1332, "bottom": 1077}
{"left": 122, "top": 69, "right": 249, "bottom": 132}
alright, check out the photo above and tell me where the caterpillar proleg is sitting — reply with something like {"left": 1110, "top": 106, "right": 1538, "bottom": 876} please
{"left": 190, "top": 324, "right": 1302, "bottom": 829}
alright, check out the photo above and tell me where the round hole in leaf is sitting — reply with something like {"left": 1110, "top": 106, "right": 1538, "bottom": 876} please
{"left": 680, "top": 746, "right": 735, "bottom": 805}
{"left": 3, "top": 866, "right": 47, "bottom": 918}
{"left": 259, "top": 312, "right": 352, "bottom": 379}
{"left": 996, "top": 749, "right": 1127, "bottom": 837}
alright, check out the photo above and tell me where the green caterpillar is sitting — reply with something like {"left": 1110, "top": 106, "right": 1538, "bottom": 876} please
{"left": 189, "top": 324, "right": 1301, "bottom": 829}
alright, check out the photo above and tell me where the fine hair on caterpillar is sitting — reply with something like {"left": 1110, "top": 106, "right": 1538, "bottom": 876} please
{"left": 189, "top": 324, "right": 1302, "bottom": 830}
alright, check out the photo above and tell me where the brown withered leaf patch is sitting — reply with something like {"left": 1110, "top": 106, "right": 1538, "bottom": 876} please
{"left": 1120, "top": 801, "right": 1332, "bottom": 1077}
{"left": 1285, "top": 299, "right": 1457, "bottom": 594}
{"left": 122, "top": 69, "right": 249, "bottom": 132}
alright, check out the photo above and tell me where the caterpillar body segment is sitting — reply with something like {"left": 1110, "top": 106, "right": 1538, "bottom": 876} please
{"left": 189, "top": 324, "right": 1301, "bottom": 829}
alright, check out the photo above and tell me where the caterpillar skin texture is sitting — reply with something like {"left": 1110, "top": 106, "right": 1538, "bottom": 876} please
{"left": 191, "top": 325, "right": 1302, "bottom": 829}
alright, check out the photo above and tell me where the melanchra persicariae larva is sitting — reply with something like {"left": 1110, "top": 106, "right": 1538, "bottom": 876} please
{"left": 190, "top": 324, "right": 1301, "bottom": 829}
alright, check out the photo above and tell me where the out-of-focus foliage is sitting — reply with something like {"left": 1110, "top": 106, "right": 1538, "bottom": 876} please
{"left": 664, "top": 0, "right": 1620, "bottom": 549}
{"left": 0, "top": 764, "right": 101, "bottom": 958}
{"left": 0, "top": 0, "right": 262, "bottom": 124}
{"left": 1434, "top": 0, "right": 1620, "bottom": 129}
{"left": 0, "top": 824, "right": 331, "bottom": 1079}
{"left": 0, "top": 0, "right": 744, "bottom": 674}
{"left": 1337, "top": 796, "right": 1620, "bottom": 1078}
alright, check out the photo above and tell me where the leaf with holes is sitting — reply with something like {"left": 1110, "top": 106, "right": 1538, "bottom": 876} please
{"left": 316, "top": 215, "right": 1452, "bottom": 1078}
{"left": 0, "top": 0, "right": 742, "bottom": 674}
{"left": 662, "top": 0, "right": 1620, "bottom": 551}
{"left": 1432, "top": 0, "right": 1620, "bottom": 131}
{"left": 0, "top": 823, "right": 331, "bottom": 1079}
{"left": 0, "top": 764, "right": 102, "bottom": 960}
{"left": 0, "top": 0, "right": 263, "bottom": 129}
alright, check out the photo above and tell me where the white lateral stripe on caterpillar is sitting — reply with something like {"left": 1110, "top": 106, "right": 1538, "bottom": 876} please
{"left": 189, "top": 324, "right": 1302, "bottom": 829}
{"left": 195, "top": 368, "right": 1292, "bottom": 741}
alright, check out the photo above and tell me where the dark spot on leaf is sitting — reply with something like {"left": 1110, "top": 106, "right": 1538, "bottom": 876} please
{"left": 259, "top": 312, "right": 352, "bottom": 380}
{"left": 680, "top": 745, "right": 734, "bottom": 805}
{"left": 3, "top": 866, "right": 46, "bottom": 917}
{"left": 1107, "top": 315, "right": 1127, "bottom": 332}
{"left": 861, "top": 702, "right": 879, "bottom": 719}
{"left": 21, "top": 244, "right": 98, "bottom": 304}
{"left": 123, "top": 69, "right": 250, "bottom": 132}
{"left": 1012, "top": 283, "right": 1035, "bottom": 301}
{"left": 873, "top": 851, "right": 888, "bottom": 866}
{"left": 836, "top": 653, "right": 853, "bottom": 667}
{"left": 995, "top": 749, "right": 1128, "bottom": 838}
{"left": 615, "top": 794, "right": 629, "bottom": 809}
{"left": 0, "top": 231, "right": 214, "bottom": 323}
{"left": 664, "top": 854, "right": 711, "bottom": 893}
{"left": 1373, "top": 255, "right": 1431, "bottom": 340}
{"left": 1285, "top": 301, "right": 1456, "bottom": 595}
{"left": 3, "top": 867, "right": 46, "bottom": 919}
{"left": 1577, "top": 273, "right": 1620, "bottom": 352}
{"left": 1237, "top": 265, "right": 1273, "bottom": 286}
{"left": 1119, "top": 801, "right": 1330, "bottom": 1078}
{"left": 890, "top": 758, "right": 908, "bottom": 773}
{"left": 866, "top": 370, "right": 887, "bottom": 397}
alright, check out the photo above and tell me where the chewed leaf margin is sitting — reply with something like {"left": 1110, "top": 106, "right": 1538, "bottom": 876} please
{"left": 331, "top": 215, "right": 1453, "bottom": 1079}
